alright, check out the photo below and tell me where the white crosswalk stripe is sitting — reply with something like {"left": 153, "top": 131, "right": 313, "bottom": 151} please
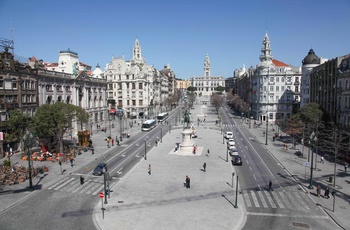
{"left": 243, "top": 190, "right": 312, "bottom": 210}
{"left": 46, "top": 177, "right": 109, "bottom": 196}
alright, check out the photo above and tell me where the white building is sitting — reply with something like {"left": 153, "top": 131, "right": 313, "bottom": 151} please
{"left": 105, "top": 38, "right": 160, "bottom": 119}
{"left": 190, "top": 54, "right": 225, "bottom": 97}
{"left": 251, "top": 32, "right": 301, "bottom": 123}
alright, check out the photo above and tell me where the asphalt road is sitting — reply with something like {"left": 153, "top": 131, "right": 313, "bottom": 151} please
{"left": 221, "top": 106, "right": 340, "bottom": 230}
{"left": 0, "top": 108, "right": 183, "bottom": 230}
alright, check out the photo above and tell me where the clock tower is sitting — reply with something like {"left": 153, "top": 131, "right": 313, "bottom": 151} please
{"left": 204, "top": 54, "right": 210, "bottom": 77}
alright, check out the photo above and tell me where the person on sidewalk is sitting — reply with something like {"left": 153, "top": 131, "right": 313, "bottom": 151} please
{"left": 268, "top": 180, "right": 273, "bottom": 191}
{"left": 206, "top": 149, "right": 210, "bottom": 157}
{"left": 203, "top": 162, "right": 206, "bottom": 172}
{"left": 70, "top": 158, "right": 75, "bottom": 167}
{"left": 155, "top": 140, "right": 158, "bottom": 146}
{"left": 345, "top": 162, "right": 348, "bottom": 172}
{"left": 185, "top": 175, "right": 190, "bottom": 188}
{"left": 324, "top": 187, "right": 330, "bottom": 198}
{"left": 111, "top": 138, "right": 114, "bottom": 146}
{"left": 148, "top": 164, "right": 152, "bottom": 175}
{"left": 316, "top": 185, "right": 321, "bottom": 197}
{"left": 320, "top": 156, "right": 324, "bottom": 164}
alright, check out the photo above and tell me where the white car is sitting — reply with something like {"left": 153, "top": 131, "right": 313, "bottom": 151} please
{"left": 229, "top": 147, "right": 239, "bottom": 156}
{"left": 227, "top": 141, "right": 236, "bottom": 149}
{"left": 225, "top": 131, "right": 233, "bottom": 139}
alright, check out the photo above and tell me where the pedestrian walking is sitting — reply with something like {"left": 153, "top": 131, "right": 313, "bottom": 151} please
{"left": 70, "top": 158, "right": 75, "bottom": 167}
{"left": 148, "top": 164, "right": 152, "bottom": 175}
{"left": 324, "top": 187, "right": 330, "bottom": 199}
{"left": 203, "top": 162, "right": 206, "bottom": 172}
{"left": 155, "top": 140, "right": 158, "bottom": 146}
{"left": 107, "top": 138, "right": 110, "bottom": 148}
{"left": 320, "top": 156, "right": 324, "bottom": 164}
{"left": 185, "top": 175, "right": 190, "bottom": 188}
{"left": 268, "top": 180, "right": 273, "bottom": 191}
{"left": 112, "top": 138, "right": 114, "bottom": 146}
{"left": 193, "top": 145, "right": 197, "bottom": 154}
{"left": 316, "top": 184, "right": 321, "bottom": 197}
{"left": 206, "top": 149, "right": 210, "bottom": 157}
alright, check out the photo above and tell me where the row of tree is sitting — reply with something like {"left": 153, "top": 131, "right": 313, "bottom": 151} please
{"left": 7, "top": 102, "right": 88, "bottom": 154}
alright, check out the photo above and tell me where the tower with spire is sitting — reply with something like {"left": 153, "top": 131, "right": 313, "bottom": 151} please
{"left": 132, "top": 38, "right": 144, "bottom": 64}
{"left": 204, "top": 54, "right": 210, "bottom": 77}
{"left": 259, "top": 32, "right": 273, "bottom": 65}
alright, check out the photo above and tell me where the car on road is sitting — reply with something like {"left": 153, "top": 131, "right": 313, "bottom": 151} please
{"left": 92, "top": 163, "right": 107, "bottom": 176}
{"left": 225, "top": 131, "right": 233, "bottom": 139}
{"left": 229, "top": 147, "right": 239, "bottom": 156}
{"left": 232, "top": 155, "right": 243, "bottom": 165}
{"left": 227, "top": 141, "right": 236, "bottom": 150}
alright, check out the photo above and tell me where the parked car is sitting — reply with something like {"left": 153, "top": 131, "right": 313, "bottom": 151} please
{"left": 294, "top": 150, "right": 303, "bottom": 157}
{"left": 232, "top": 155, "right": 243, "bottom": 165}
{"left": 93, "top": 163, "right": 107, "bottom": 176}
{"left": 225, "top": 131, "right": 233, "bottom": 139}
{"left": 229, "top": 147, "right": 239, "bottom": 156}
{"left": 227, "top": 141, "right": 236, "bottom": 150}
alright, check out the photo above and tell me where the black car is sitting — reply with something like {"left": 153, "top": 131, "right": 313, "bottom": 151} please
{"left": 92, "top": 163, "right": 107, "bottom": 176}
{"left": 232, "top": 155, "right": 243, "bottom": 165}
{"left": 294, "top": 150, "right": 303, "bottom": 157}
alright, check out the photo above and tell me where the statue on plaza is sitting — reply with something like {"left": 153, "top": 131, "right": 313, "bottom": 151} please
{"left": 184, "top": 110, "right": 190, "bottom": 129}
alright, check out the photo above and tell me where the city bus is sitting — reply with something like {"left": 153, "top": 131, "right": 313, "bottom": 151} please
{"left": 141, "top": 119, "right": 157, "bottom": 131}
{"left": 157, "top": 112, "right": 169, "bottom": 123}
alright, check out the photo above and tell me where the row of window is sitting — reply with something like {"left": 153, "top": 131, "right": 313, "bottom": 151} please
{"left": 117, "top": 99, "right": 144, "bottom": 107}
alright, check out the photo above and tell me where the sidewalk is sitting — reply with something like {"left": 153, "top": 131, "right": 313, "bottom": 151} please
{"left": 94, "top": 102, "right": 245, "bottom": 230}
{"left": 237, "top": 116, "right": 350, "bottom": 230}
{"left": 0, "top": 119, "right": 142, "bottom": 214}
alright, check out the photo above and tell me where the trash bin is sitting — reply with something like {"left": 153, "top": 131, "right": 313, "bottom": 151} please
{"left": 329, "top": 177, "right": 333, "bottom": 183}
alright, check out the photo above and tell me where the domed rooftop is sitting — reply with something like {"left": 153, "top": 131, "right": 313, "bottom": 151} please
{"left": 302, "top": 49, "right": 320, "bottom": 65}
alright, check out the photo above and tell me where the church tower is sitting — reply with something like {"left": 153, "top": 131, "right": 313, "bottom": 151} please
{"left": 132, "top": 38, "right": 143, "bottom": 63}
{"left": 204, "top": 54, "right": 210, "bottom": 76}
{"left": 259, "top": 32, "right": 273, "bottom": 64}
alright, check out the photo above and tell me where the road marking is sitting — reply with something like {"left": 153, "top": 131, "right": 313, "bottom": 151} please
{"left": 48, "top": 177, "right": 71, "bottom": 190}
{"left": 264, "top": 191, "right": 277, "bottom": 208}
{"left": 243, "top": 190, "right": 252, "bottom": 207}
{"left": 257, "top": 191, "right": 268, "bottom": 208}
{"left": 91, "top": 184, "right": 105, "bottom": 195}
{"left": 86, "top": 183, "right": 102, "bottom": 194}
{"left": 117, "top": 167, "right": 123, "bottom": 175}
{"left": 294, "top": 191, "right": 310, "bottom": 210}
{"left": 121, "top": 154, "right": 125, "bottom": 157}
{"left": 253, "top": 175, "right": 256, "bottom": 180}
{"left": 54, "top": 178, "right": 75, "bottom": 190}
{"left": 250, "top": 190, "right": 260, "bottom": 208}
{"left": 278, "top": 191, "right": 290, "bottom": 207}
{"left": 249, "top": 166, "right": 252, "bottom": 171}
{"left": 247, "top": 212, "right": 329, "bottom": 219}
{"left": 271, "top": 191, "right": 284, "bottom": 208}
{"left": 246, "top": 160, "right": 249, "bottom": 164}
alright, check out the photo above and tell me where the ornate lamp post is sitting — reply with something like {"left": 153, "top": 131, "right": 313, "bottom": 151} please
{"left": 23, "top": 132, "right": 35, "bottom": 190}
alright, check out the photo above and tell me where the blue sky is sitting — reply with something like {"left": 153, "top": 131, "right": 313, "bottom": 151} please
{"left": 1, "top": 0, "right": 349, "bottom": 79}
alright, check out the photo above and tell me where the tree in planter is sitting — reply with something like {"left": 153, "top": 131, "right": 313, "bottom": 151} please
{"left": 32, "top": 102, "right": 89, "bottom": 154}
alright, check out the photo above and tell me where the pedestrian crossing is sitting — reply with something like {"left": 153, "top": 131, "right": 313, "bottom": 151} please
{"left": 242, "top": 189, "right": 313, "bottom": 211}
{"left": 47, "top": 176, "right": 116, "bottom": 195}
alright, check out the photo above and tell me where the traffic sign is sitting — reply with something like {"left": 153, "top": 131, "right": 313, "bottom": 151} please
{"left": 99, "top": 192, "right": 104, "bottom": 198}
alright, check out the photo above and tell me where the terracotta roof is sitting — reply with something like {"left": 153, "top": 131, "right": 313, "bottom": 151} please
{"left": 272, "top": 59, "right": 289, "bottom": 67}
{"left": 44, "top": 62, "right": 58, "bottom": 67}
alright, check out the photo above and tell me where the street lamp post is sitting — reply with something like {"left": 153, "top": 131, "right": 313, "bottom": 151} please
{"left": 7, "top": 143, "right": 10, "bottom": 166}
{"left": 119, "top": 114, "right": 123, "bottom": 142}
{"left": 265, "top": 116, "right": 268, "bottom": 145}
{"left": 308, "top": 131, "right": 317, "bottom": 189}
{"left": 234, "top": 175, "right": 239, "bottom": 208}
{"left": 144, "top": 139, "right": 147, "bottom": 160}
{"left": 24, "top": 132, "right": 34, "bottom": 190}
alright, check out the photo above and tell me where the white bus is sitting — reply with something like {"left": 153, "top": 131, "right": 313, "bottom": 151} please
{"left": 157, "top": 112, "right": 169, "bottom": 122}
{"left": 141, "top": 119, "right": 157, "bottom": 131}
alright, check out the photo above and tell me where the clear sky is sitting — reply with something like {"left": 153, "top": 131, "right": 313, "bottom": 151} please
{"left": 1, "top": 0, "right": 349, "bottom": 79}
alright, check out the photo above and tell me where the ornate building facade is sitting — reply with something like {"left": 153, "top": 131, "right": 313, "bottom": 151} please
{"left": 251, "top": 32, "right": 301, "bottom": 123}
{"left": 190, "top": 54, "right": 225, "bottom": 97}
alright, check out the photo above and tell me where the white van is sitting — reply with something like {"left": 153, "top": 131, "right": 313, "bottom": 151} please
{"left": 225, "top": 131, "right": 233, "bottom": 139}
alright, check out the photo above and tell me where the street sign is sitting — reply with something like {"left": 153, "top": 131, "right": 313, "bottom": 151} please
{"left": 99, "top": 192, "right": 104, "bottom": 198}
{"left": 304, "top": 162, "right": 309, "bottom": 167}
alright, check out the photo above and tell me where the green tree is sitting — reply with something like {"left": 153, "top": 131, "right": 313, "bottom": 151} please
{"left": 33, "top": 102, "right": 89, "bottom": 153}
{"left": 7, "top": 110, "right": 33, "bottom": 151}
{"left": 214, "top": 85, "right": 225, "bottom": 94}
{"left": 283, "top": 115, "right": 303, "bottom": 147}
